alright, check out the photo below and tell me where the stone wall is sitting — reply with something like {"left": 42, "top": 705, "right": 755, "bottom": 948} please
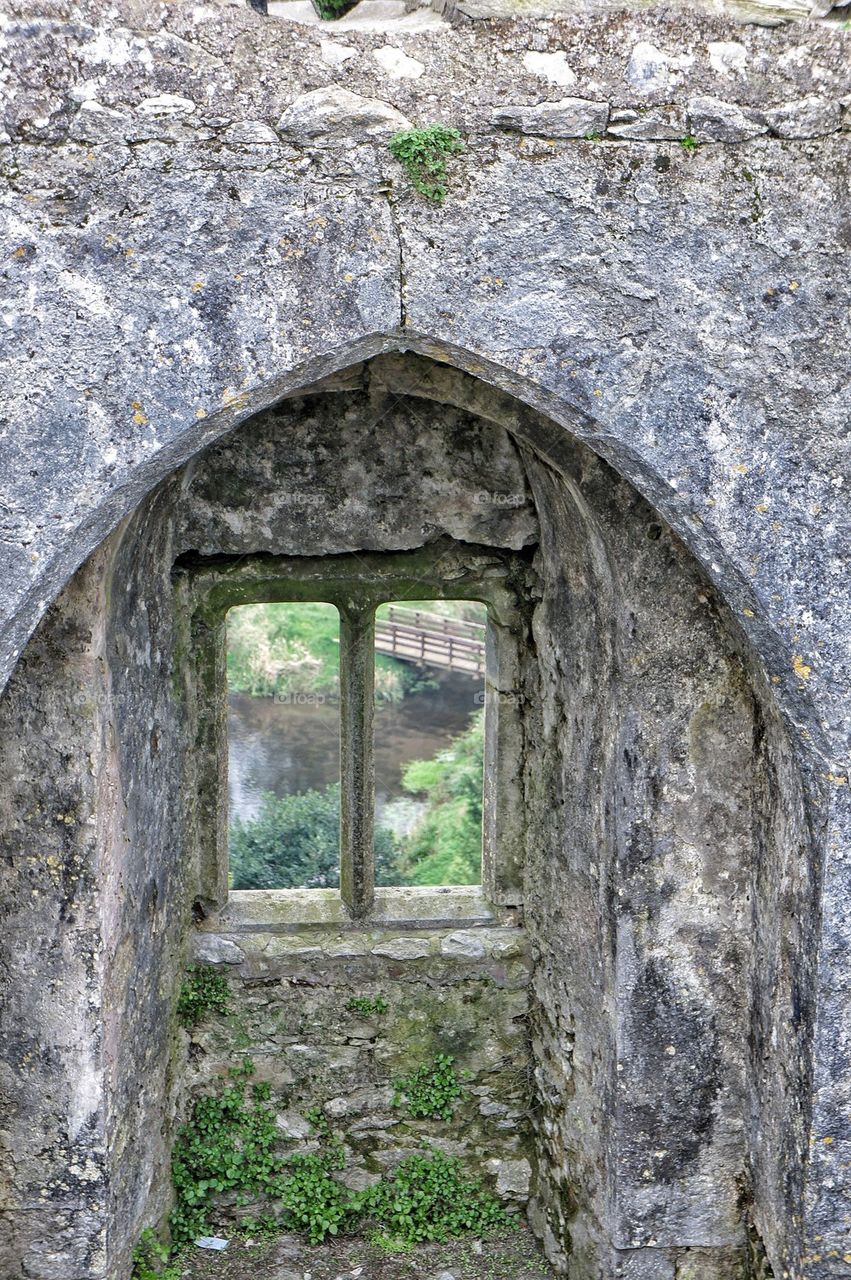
{"left": 0, "top": 354, "right": 828, "bottom": 1280}
{"left": 0, "top": 6, "right": 848, "bottom": 1276}
{"left": 184, "top": 919, "right": 535, "bottom": 1218}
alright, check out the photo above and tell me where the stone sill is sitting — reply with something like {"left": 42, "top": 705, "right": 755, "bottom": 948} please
{"left": 205, "top": 885, "right": 517, "bottom": 932}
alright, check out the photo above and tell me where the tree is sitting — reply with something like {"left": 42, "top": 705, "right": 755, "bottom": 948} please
{"left": 229, "top": 784, "right": 401, "bottom": 890}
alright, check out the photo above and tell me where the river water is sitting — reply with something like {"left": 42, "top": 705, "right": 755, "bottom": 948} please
{"left": 227, "top": 670, "right": 483, "bottom": 828}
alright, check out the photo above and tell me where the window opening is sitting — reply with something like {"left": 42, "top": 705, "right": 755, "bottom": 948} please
{"left": 373, "top": 601, "right": 486, "bottom": 888}
{"left": 226, "top": 601, "right": 341, "bottom": 890}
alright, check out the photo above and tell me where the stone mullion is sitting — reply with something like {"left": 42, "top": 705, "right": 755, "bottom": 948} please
{"left": 338, "top": 604, "right": 375, "bottom": 918}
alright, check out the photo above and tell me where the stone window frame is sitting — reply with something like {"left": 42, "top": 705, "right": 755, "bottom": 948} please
{"left": 176, "top": 540, "right": 529, "bottom": 924}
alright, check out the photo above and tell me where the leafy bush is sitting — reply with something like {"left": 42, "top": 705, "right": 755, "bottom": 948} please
{"left": 393, "top": 1053, "right": 462, "bottom": 1121}
{"left": 131, "top": 1229, "right": 183, "bottom": 1280}
{"left": 389, "top": 125, "right": 465, "bottom": 204}
{"left": 394, "top": 711, "right": 484, "bottom": 886}
{"left": 229, "top": 784, "right": 402, "bottom": 890}
{"left": 356, "top": 1149, "right": 510, "bottom": 1244}
{"left": 169, "top": 1059, "right": 282, "bottom": 1245}
{"left": 162, "top": 1059, "right": 507, "bottom": 1267}
{"left": 278, "top": 1153, "right": 350, "bottom": 1243}
{"left": 176, "top": 965, "right": 231, "bottom": 1029}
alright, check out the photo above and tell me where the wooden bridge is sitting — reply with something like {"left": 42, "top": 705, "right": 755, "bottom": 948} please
{"left": 374, "top": 605, "right": 486, "bottom": 676}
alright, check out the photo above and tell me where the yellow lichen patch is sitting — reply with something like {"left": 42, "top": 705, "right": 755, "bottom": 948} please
{"left": 13, "top": 246, "right": 27, "bottom": 258}
{"left": 593, "top": 388, "right": 603, "bottom": 397}
{"left": 792, "top": 654, "right": 812, "bottom": 681}
{"left": 822, "top": 1136, "right": 834, "bottom": 1145}
{"left": 731, "top": 463, "right": 749, "bottom": 475}
{"left": 742, "top": 608, "right": 755, "bottom": 618}
{"left": 789, "top": 280, "right": 800, "bottom": 292}
{"left": 343, "top": 272, "right": 354, "bottom": 283}
{"left": 195, "top": 407, "right": 207, "bottom": 420}
{"left": 755, "top": 503, "right": 769, "bottom": 514}
{"left": 191, "top": 280, "right": 204, "bottom": 292}
{"left": 131, "top": 400, "right": 149, "bottom": 426}
{"left": 826, "top": 772, "right": 848, "bottom": 786}
{"left": 221, "top": 387, "right": 249, "bottom": 412}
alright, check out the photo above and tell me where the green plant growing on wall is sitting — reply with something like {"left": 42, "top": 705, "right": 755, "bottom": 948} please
{"left": 278, "top": 1152, "right": 351, "bottom": 1243}
{"left": 176, "top": 965, "right": 231, "bottom": 1028}
{"left": 169, "top": 1058, "right": 283, "bottom": 1244}
{"left": 679, "top": 134, "right": 699, "bottom": 152}
{"left": 393, "top": 1053, "right": 462, "bottom": 1120}
{"left": 388, "top": 125, "right": 465, "bottom": 204}
{"left": 346, "top": 994, "right": 389, "bottom": 1017}
{"left": 131, "top": 1229, "right": 183, "bottom": 1280}
{"left": 356, "top": 1148, "right": 511, "bottom": 1244}
{"left": 163, "top": 1060, "right": 510, "bottom": 1260}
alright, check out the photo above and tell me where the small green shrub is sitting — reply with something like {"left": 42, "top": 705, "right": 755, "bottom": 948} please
{"left": 679, "top": 134, "right": 699, "bottom": 152}
{"left": 169, "top": 1058, "right": 282, "bottom": 1245}
{"left": 176, "top": 965, "right": 231, "bottom": 1029}
{"left": 393, "top": 1053, "right": 462, "bottom": 1120}
{"left": 356, "top": 1149, "right": 511, "bottom": 1244}
{"left": 346, "top": 995, "right": 388, "bottom": 1017}
{"left": 388, "top": 125, "right": 464, "bottom": 204}
{"left": 131, "top": 1229, "right": 183, "bottom": 1280}
{"left": 312, "top": 0, "right": 358, "bottom": 17}
{"left": 278, "top": 1152, "right": 351, "bottom": 1243}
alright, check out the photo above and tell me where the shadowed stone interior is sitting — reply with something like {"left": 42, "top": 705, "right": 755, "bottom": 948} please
{"left": 0, "top": 357, "right": 821, "bottom": 1279}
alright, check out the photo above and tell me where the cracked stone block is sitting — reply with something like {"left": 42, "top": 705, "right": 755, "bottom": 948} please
{"left": 687, "top": 95, "right": 768, "bottom": 142}
{"left": 493, "top": 98, "right": 610, "bottom": 139}
{"left": 190, "top": 934, "right": 245, "bottom": 965}
{"left": 496, "top": 1157, "right": 532, "bottom": 1199}
{"left": 764, "top": 95, "right": 841, "bottom": 138}
{"left": 277, "top": 87, "right": 412, "bottom": 145}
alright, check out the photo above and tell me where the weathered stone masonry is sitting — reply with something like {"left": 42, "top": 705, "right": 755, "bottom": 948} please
{"left": 0, "top": 4, "right": 848, "bottom": 1280}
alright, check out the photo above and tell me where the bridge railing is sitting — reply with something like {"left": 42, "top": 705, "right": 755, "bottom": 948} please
{"left": 380, "top": 604, "right": 486, "bottom": 642}
{"left": 375, "top": 607, "right": 486, "bottom": 675}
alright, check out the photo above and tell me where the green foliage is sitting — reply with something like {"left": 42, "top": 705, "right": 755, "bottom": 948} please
{"left": 679, "top": 134, "right": 699, "bottom": 151}
{"left": 229, "top": 784, "right": 401, "bottom": 890}
{"left": 163, "top": 1057, "right": 506, "bottom": 1264}
{"left": 393, "top": 1053, "right": 462, "bottom": 1121}
{"left": 370, "top": 1230, "right": 415, "bottom": 1255}
{"left": 235, "top": 1212, "right": 283, "bottom": 1240}
{"left": 356, "top": 1149, "right": 511, "bottom": 1244}
{"left": 227, "top": 601, "right": 414, "bottom": 703}
{"left": 227, "top": 602, "right": 342, "bottom": 698}
{"left": 346, "top": 995, "right": 388, "bottom": 1017}
{"left": 312, "top": 0, "right": 357, "bottom": 16}
{"left": 131, "top": 1229, "right": 183, "bottom": 1280}
{"left": 583, "top": 130, "right": 603, "bottom": 142}
{"left": 176, "top": 965, "right": 231, "bottom": 1029}
{"left": 278, "top": 1152, "right": 350, "bottom": 1243}
{"left": 395, "top": 711, "right": 484, "bottom": 886}
{"left": 388, "top": 125, "right": 465, "bottom": 204}
{"left": 169, "top": 1058, "right": 283, "bottom": 1245}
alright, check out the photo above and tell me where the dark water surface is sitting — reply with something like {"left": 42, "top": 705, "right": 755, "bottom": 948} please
{"left": 228, "top": 670, "right": 482, "bottom": 825}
